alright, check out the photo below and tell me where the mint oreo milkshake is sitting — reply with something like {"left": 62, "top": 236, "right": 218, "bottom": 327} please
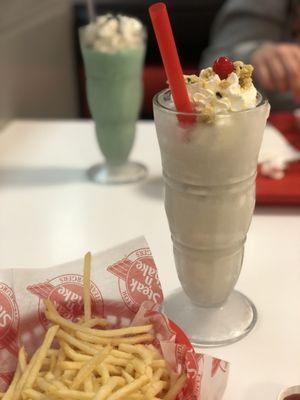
{"left": 80, "top": 15, "right": 147, "bottom": 183}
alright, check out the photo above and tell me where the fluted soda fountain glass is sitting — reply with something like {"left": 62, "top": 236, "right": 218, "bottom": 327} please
{"left": 79, "top": 25, "right": 147, "bottom": 184}
{"left": 153, "top": 89, "right": 269, "bottom": 347}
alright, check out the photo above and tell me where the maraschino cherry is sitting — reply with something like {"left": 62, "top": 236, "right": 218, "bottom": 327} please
{"left": 213, "top": 56, "right": 234, "bottom": 80}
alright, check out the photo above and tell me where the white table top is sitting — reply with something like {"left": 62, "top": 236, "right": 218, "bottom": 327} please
{"left": 0, "top": 120, "right": 300, "bottom": 400}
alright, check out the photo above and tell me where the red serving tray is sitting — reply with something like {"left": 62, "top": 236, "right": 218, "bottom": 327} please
{"left": 256, "top": 112, "right": 300, "bottom": 205}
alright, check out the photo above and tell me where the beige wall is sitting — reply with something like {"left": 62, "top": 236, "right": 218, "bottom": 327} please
{"left": 0, "top": 0, "right": 78, "bottom": 128}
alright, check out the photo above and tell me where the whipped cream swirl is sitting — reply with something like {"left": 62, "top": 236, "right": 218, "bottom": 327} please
{"left": 83, "top": 14, "right": 144, "bottom": 53}
{"left": 184, "top": 61, "right": 258, "bottom": 122}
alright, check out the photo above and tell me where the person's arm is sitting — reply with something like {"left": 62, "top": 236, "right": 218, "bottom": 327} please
{"left": 201, "top": 0, "right": 288, "bottom": 66}
{"left": 201, "top": 0, "right": 300, "bottom": 104}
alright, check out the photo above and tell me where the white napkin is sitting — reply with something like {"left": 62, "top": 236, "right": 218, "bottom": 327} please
{"left": 258, "top": 124, "right": 300, "bottom": 179}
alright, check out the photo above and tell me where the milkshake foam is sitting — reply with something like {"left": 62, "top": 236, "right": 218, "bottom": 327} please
{"left": 83, "top": 14, "right": 144, "bottom": 53}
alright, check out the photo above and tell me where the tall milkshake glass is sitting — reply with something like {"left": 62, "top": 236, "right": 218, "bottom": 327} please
{"left": 153, "top": 89, "right": 269, "bottom": 346}
{"left": 79, "top": 18, "right": 147, "bottom": 184}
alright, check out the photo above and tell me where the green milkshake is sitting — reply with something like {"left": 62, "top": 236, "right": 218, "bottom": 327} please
{"left": 80, "top": 15, "right": 147, "bottom": 183}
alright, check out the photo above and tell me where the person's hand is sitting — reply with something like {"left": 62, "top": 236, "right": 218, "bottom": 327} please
{"left": 250, "top": 43, "right": 300, "bottom": 103}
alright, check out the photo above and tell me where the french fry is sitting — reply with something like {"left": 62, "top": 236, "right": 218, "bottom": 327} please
{"left": 93, "top": 376, "right": 125, "bottom": 400}
{"left": 44, "top": 371, "right": 54, "bottom": 380}
{"left": 47, "top": 349, "right": 59, "bottom": 356}
{"left": 147, "top": 344, "right": 162, "bottom": 359}
{"left": 44, "top": 301, "right": 152, "bottom": 338}
{"left": 23, "top": 325, "right": 59, "bottom": 392}
{"left": 82, "top": 317, "right": 108, "bottom": 328}
{"left": 13, "top": 349, "right": 40, "bottom": 400}
{"left": 84, "top": 376, "right": 94, "bottom": 393}
{"left": 44, "top": 301, "right": 108, "bottom": 334}
{"left": 106, "top": 374, "right": 149, "bottom": 400}
{"left": 97, "top": 364, "right": 109, "bottom": 385}
{"left": 153, "top": 367, "right": 168, "bottom": 381}
{"left": 125, "top": 364, "right": 135, "bottom": 375}
{"left": 2, "top": 364, "right": 21, "bottom": 400}
{"left": 59, "top": 361, "right": 83, "bottom": 370}
{"left": 62, "top": 378, "right": 73, "bottom": 388}
{"left": 18, "top": 346, "right": 27, "bottom": 373}
{"left": 163, "top": 374, "right": 187, "bottom": 400}
{"left": 131, "top": 358, "right": 146, "bottom": 375}
{"left": 75, "top": 331, "right": 154, "bottom": 345}
{"left": 83, "top": 251, "right": 92, "bottom": 322}
{"left": 50, "top": 388, "right": 94, "bottom": 399}
{"left": 71, "top": 346, "right": 111, "bottom": 390}
{"left": 22, "top": 388, "right": 48, "bottom": 400}
{"left": 49, "top": 351, "right": 57, "bottom": 372}
{"left": 62, "top": 369, "right": 77, "bottom": 380}
{"left": 104, "top": 364, "right": 122, "bottom": 375}
{"left": 111, "top": 349, "right": 134, "bottom": 360}
{"left": 40, "top": 357, "right": 51, "bottom": 370}
{"left": 121, "top": 369, "right": 134, "bottom": 384}
{"left": 56, "top": 329, "right": 98, "bottom": 356}
{"left": 47, "top": 378, "right": 68, "bottom": 391}
{"left": 126, "top": 395, "right": 144, "bottom": 400}
{"left": 87, "top": 324, "right": 153, "bottom": 338}
{"left": 92, "top": 375, "right": 100, "bottom": 391}
{"left": 35, "top": 376, "right": 57, "bottom": 393}
{"left": 145, "top": 366, "right": 153, "bottom": 379}
{"left": 60, "top": 340, "right": 91, "bottom": 362}
{"left": 152, "top": 360, "right": 168, "bottom": 368}
{"left": 104, "top": 356, "right": 128, "bottom": 367}
{"left": 119, "top": 343, "right": 152, "bottom": 364}
{"left": 145, "top": 380, "right": 168, "bottom": 397}
{"left": 53, "top": 348, "right": 66, "bottom": 378}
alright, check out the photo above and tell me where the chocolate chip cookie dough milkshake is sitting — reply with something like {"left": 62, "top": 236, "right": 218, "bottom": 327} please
{"left": 80, "top": 14, "right": 147, "bottom": 183}
{"left": 154, "top": 57, "right": 269, "bottom": 346}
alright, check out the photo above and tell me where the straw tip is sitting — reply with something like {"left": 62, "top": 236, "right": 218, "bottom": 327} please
{"left": 149, "top": 2, "right": 166, "bottom": 15}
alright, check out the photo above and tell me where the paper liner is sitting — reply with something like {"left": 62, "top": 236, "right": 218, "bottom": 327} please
{"left": 0, "top": 236, "right": 229, "bottom": 398}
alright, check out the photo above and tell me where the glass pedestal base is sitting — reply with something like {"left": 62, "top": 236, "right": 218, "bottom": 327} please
{"left": 163, "top": 289, "right": 257, "bottom": 348}
{"left": 87, "top": 162, "right": 147, "bottom": 184}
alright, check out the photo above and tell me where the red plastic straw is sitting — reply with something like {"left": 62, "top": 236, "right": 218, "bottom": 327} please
{"left": 149, "top": 2, "right": 195, "bottom": 120}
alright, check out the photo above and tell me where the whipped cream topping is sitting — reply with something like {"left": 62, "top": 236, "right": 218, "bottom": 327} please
{"left": 184, "top": 61, "right": 258, "bottom": 122}
{"left": 83, "top": 14, "right": 143, "bottom": 53}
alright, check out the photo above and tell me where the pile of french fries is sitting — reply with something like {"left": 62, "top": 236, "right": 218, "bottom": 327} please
{"left": 0, "top": 253, "right": 187, "bottom": 400}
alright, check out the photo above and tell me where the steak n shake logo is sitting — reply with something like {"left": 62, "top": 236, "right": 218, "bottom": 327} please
{"left": 0, "top": 282, "right": 19, "bottom": 357}
{"left": 107, "top": 248, "right": 163, "bottom": 312}
{"left": 27, "top": 274, "right": 103, "bottom": 329}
